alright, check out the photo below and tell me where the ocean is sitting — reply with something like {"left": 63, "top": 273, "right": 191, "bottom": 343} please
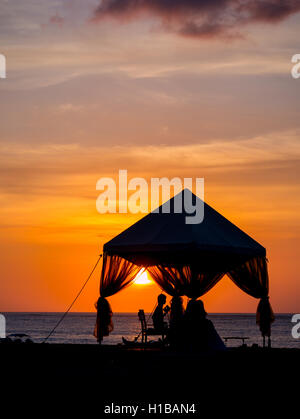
{"left": 3, "top": 312, "right": 299, "bottom": 348}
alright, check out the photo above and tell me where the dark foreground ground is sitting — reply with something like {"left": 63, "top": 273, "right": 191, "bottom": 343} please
{"left": 1, "top": 343, "right": 299, "bottom": 416}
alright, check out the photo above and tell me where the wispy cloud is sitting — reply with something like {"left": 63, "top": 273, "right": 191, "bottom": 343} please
{"left": 1, "top": 130, "right": 300, "bottom": 197}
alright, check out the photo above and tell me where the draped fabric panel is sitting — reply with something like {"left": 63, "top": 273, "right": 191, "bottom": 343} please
{"left": 94, "top": 253, "right": 141, "bottom": 342}
{"left": 227, "top": 256, "right": 269, "bottom": 299}
{"left": 227, "top": 256, "right": 274, "bottom": 337}
{"left": 147, "top": 264, "right": 225, "bottom": 299}
{"left": 93, "top": 297, "right": 113, "bottom": 343}
{"left": 95, "top": 252, "right": 274, "bottom": 339}
{"left": 256, "top": 297, "right": 275, "bottom": 337}
{"left": 100, "top": 253, "right": 141, "bottom": 298}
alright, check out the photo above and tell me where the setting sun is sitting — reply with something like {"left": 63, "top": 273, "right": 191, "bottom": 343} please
{"left": 134, "top": 270, "right": 152, "bottom": 285}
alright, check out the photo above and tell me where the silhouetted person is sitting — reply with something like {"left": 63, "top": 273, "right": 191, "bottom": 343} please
{"left": 184, "top": 299, "right": 226, "bottom": 352}
{"left": 94, "top": 297, "right": 113, "bottom": 344}
{"left": 168, "top": 296, "right": 185, "bottom": 348}
{"left": 152, "top": 294, "right": 169, "bottom": 333}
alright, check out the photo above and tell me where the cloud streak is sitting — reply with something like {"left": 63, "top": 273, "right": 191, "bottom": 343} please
{"left": 92, "top": 0, "right": 300, "bottom": 39}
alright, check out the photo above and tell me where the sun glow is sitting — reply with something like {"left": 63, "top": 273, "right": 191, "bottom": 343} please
{"left": 134, "top": 270, "right": 152, "bottom": 285}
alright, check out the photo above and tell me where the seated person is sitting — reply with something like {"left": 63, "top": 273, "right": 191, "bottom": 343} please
{"left": 152, "top": 293, "right": 169, "bottom": 333}
{"left": 184, "top": 299, "right": 226, "bottom": 352}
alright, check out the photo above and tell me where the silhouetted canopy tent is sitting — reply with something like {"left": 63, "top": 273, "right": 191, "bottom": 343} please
{"left": 95, "top": 189, "right": 274, "bottom": 342}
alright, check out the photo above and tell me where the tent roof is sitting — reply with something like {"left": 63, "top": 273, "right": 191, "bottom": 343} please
{"left": 103, "top": 189, "right": 265, "bottom": 269}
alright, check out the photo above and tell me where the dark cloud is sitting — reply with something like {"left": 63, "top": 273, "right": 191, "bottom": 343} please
{"left": 242, "top": 1, "right": 299, "bottom": 22}
{"left": 92, "top": 0, "right": 300, "bottom": 39}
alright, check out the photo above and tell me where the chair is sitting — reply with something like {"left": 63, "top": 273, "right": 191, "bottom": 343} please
{"left": 223, "top": 336, "right": 249, "bottom": 346}
{"left": 138, "top": 309, "right": 167, "bottom": 344}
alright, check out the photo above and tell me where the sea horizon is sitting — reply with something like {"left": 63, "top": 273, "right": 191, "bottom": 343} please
{"left": 2, "top": 311, "right": 294, "bottom": 314}
{"left": 3, "top": 312, "right": 297, "bottom": 348}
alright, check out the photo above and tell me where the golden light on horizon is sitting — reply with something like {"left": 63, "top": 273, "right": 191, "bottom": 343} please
{"left": 134, "top": 270, "right": 152, "bottom": 285}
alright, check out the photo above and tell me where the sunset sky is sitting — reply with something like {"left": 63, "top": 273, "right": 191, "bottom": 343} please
{"left": 0, "top": 0, "right": 300, "bottom": 313}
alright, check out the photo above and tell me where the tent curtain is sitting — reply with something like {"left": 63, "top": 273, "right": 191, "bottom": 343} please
{"left": 100, "top": 253, "right": 141, "bottom": 298}
{"left": 147, "top": 264, "right": 225, "bottom": 299}
{"left": 228, "top": 256, "right": 269, "bottom": 298}
{"left": 95, "top": 253, "right": 274, "bottom": 340}
{"left": 256, "top": 296, "right": 275, "bottom": 337}
{"left": 228, "top": 256, "right": 274, "bottom": 337}
{"left": 94, "top": 296, "right": 113, "bottom": 343}
{"left": 94, "top": 253, "right": 141, "bottom": 342}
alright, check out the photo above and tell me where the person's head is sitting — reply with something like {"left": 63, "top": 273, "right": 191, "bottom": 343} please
{"left": 171, "top": 296, "right": 183, "bottom": 308}
{"left": 186, "top": 299, "right": 207, "bottom": 320}
{"left": 171, "top": 296, "right": 184, "bottom": 314}
{"left": 157, "top": 293, "right": 167, "bottom": 306}
{"left": 170, "top": 296, "right": 184, "bottom": 322}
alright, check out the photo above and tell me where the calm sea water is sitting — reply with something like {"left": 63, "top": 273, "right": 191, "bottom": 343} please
{"left": 3, "top": 312, "right": 299, "bottom": 348}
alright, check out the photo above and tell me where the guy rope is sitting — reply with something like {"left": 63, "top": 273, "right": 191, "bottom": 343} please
{"left": 42, "top": 254, "right": 102, "bottom": 343}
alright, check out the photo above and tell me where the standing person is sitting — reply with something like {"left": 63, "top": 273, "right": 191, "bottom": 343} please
{"left": 168, "top": 296, "right": 185, "bottom": 348}
{"left": 152, "top": 294, "right": 169, "bottom": 333}
{"left": 94, "top": 297, "right": 113, "bottom": 344}
{"left": 184, "top": 299, "right": 226, "bottom": 352}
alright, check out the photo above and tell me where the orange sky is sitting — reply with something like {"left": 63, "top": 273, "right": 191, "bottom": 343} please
{"left": 0, "top": 1, "right": 299, "bottom": 313}
{"left": 0, "top": 163, "right": 299, "bottom": 313}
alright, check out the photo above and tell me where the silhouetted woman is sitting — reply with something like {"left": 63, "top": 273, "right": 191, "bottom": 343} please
{"left": 168, "top": 296, "right": 185, "bottom": 348}
{"left": 94, "top": 297, "right": 113, "bottom": 344}
{"left": 184, "top": 299, "right": 226, "bottom": 352}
